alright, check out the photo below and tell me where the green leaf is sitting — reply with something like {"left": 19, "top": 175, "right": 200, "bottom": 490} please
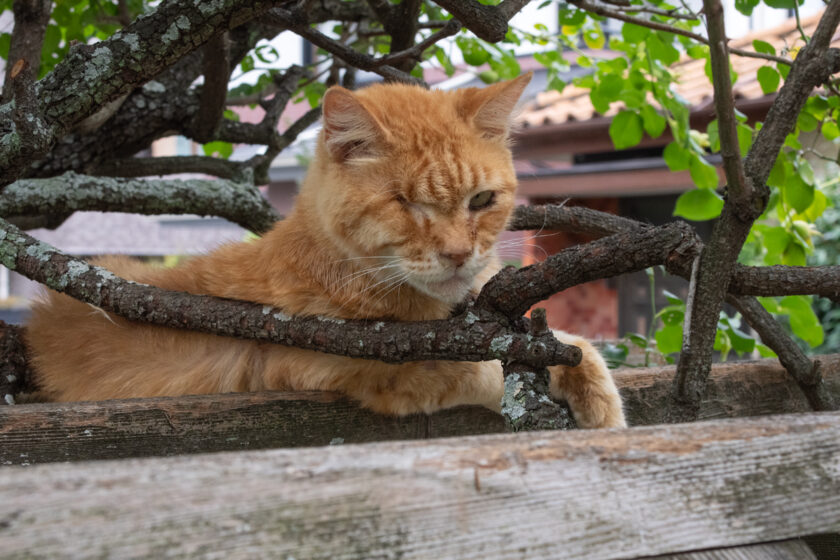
{"left": 795, "top": 157, "right": 815, "bottom": 185}
{"left": 689, "top": 154, "right": 719, "bottom": 190}
{"left": 655, "top": 324, "right": 683, "bottom": 354}
{"left": 752, "top": 40, "right": 776, "bottom": 56}
{"left": 797, "top": 111, "right": 819, "bottom": 132}
{"left": 822, "top": 120, "right": 840, "bottom": 141}
{"left": 757, "top": 66, "right": 780, "bottom": 95}
{"left": 707, "top": 119, "right": 720, "bottom": 152}
{"left": 240, "top": 54, "right": 255, "bottom": 73}
{"left": 640, "top": 105, "right": 666, "bottom": 138}
{"left": 782, "top": 241, "right": 807, "bottom": 266}
{"left": 760, "top": 226, "right": 792, "bottom": 265}
{"left": 598, "top": 74, "right": 624, "bottom": 102}
{"left": 456, "top": 36, "right": 490, "bottom": 66}
{"left": 648, "top": 33, "right": 679, "bottom": 65}
{"left": 589, "top": 89, "right": 610, "bottom": 114}
{"left": 756, "top": 343, "right": 777, "bottom": 358}
{"left": 737, "top": 124, "right": 753, "bottom": 154}
{"left": 202, "top": 141, "right": 233, "bottom": 159}
{"left": 548, "top": 76, "right": 566, "bottom": 92}
{"left": 663, "top": 142, "right": 690, "bottom": 171}
{"left": 583, "top": 26, "right": 605, "bottom": 49}
{"left": 781, "top": 295, "right": 824, "bottom": 347}
{"left": 784, "top": 174, "right": 815, "bottom": 213}
{"left": 800, "top": 190, "right": 829, "bottom": 222}
{"left": 621, "top": 22, "right": 650, "bottom": 43}
{"left": 609, "top": 110, "right": 644, "bottom": 150}
{"left": 735, "top": 0, "right": 760, "bottom": 15}
{"left": 434, "top": 47, "right": 456, "bottom": 77}
{"left": 764, "top": 0, "right": 804, "bottom": 9}
{"left": 478, "top": 70, "right": 499, "bottom": 83}
{"left": 674, "top": 188, "right": 724, "bottom": 221}
{"left": 778, "top": 62, "right": 791, "bottom": 80}
{"left": 656, "top": 305, "right": 685, "bottom": 326}
{"left": 0, "top": 33, "right": 10, "bottom": 60}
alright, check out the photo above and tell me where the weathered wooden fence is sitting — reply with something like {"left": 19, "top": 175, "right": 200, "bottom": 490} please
{"left": 1, "top": 356, "right": 839, "bottom": 559}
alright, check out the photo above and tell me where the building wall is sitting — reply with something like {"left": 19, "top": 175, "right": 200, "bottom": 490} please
{"left": 522, "top": 197, "right": 620, "bottom": 339}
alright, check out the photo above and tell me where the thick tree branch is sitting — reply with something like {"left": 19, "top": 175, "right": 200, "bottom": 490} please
{"left": 0, "top": 0, "right": 290, "bottom": 187}
{"left": 671, "top": 0, "right": 755, "bottom": 413}
{"left": 0, "top": 219, "right": 582, "bottom": 370}
{"left": 728, "top": 265, "right": 840, "bottom": 302}
{"left": 669, "top": 0, "right": 840, "bottom": 413}
{"left": 727, "top": 295, "right": 837, "bottom": 411}
{"left": 508, "top": 203, "right": 837, "bottom": 412}
{"left": 432, "top": 0, "right": 527, "bottom": 42}
{"left": 0, "top": 172, "right": 280, "bottom": 234}
{"left": 479, "top": 220, "right": 701, "bottom": 319}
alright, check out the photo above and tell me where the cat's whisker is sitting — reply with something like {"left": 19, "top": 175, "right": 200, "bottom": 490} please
{"left": 331, "top": 261, "right": 403, "bottom": 293}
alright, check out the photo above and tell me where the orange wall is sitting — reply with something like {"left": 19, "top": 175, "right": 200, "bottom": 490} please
{"left": 522, "top": 198, "right": 619, "bottom": 339}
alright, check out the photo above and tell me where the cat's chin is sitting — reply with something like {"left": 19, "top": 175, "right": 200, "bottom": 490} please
{"left": 411, "top": 274, "right": 473, "bottom": 304}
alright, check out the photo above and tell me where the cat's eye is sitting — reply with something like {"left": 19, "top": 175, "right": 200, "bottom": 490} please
{"left": 468, "top": 190, "right": 495, "bottom": 211}
{"left": 395, "top": 194, "right": 408, "bottom": 206}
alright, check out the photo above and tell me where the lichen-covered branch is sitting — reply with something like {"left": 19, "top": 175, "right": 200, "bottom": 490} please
{"left": 501, "top": 309, "right": 577, "bottom": 431}
{"left": 0, "top": 172, "right": 280, "bottom": 234}
{"left": 509, "top": 203, "right": 840, "bottom": 300}
{"left": 0, "top": 0, "right": 287, "bottom": 186}
{"left": 0, "top": 218, "right": 582, "bottom": 372}
{"left": 479, "top": 220, "right": 701, "bottom": 319}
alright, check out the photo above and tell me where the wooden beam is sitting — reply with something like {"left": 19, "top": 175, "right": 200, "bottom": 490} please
{"left": 2, "top": 412, "right": 839, "bottom": 559}
{"left": 2, "top": 355, "right": 838, "bottom": 465}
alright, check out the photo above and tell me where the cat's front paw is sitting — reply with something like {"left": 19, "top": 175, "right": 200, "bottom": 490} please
{"left": 548, "top": 331, "right": 627, "bottom": 429}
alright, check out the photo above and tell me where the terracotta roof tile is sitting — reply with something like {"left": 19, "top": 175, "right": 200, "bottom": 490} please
{"left": 519, "top": 11, "right": 835, "bottom": 128}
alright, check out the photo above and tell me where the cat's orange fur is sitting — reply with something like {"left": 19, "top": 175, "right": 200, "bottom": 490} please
{"left": 25, "top": 74, "right": 626, "bottom": 428}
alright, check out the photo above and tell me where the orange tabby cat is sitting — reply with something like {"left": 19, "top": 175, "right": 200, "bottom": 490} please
{"left": 25, "top": 74, "right": 626, "bottom": 428}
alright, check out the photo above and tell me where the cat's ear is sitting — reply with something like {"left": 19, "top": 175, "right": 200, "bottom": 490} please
{"left": 322, "top": 86, "right": 386, "bottom": 162}
{"left": 462, "top": 72, "right": 532, "bottom": 141}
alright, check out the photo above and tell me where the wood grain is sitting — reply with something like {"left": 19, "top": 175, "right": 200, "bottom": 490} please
{"left": 1, "top": 412, "right": 839, "bottom": 559}
{"left": 2, "top": 355, "right": 838, "bottom": 465}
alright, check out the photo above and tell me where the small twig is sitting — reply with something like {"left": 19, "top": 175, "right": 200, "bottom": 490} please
{"left": 727, "top": 295, "right": 836, "bottom": 411}
{"left": 566, "top": 0, "right": 792, "bottom": 65}
{"left": 266, "top": 8, "right": 424, "bottom": 85}
{"left": 94, "top": 155, "right": 250, "bottom": 182}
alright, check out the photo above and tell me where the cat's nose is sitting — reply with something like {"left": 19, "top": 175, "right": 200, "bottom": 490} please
{"left": 441, "top": 251, "right": 470, "bottom": 268}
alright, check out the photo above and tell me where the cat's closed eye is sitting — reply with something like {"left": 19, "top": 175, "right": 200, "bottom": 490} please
{"left": 468, "top": 190, "right": 495, "bottom": 211}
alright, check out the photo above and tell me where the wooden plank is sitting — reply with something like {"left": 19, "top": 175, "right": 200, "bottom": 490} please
{"left": 617, "top": 354, "right": 840, "bottom": 426}
{"left": 1, "top": 412, "right": 839, "bottom": 559}
{"left": 1, "top": 355, "right": 838, "bottom": 465}
{"left": 650, "top": 540, "right": 817, "bottom": 559}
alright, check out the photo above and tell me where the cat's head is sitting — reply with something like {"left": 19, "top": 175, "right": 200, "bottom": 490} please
{"left": 308, "top": 73, "right": 531, "bottom": 304}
